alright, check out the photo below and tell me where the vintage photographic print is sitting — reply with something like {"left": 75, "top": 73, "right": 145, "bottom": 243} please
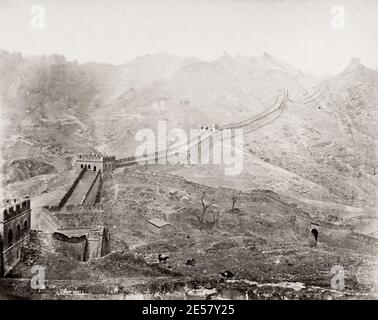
{"left": 0, "top": 0, "right": 377, "bottom": 302}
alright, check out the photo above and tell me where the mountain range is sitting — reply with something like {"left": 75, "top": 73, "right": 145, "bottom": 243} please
{"left": 0, "top": 50, "right": 376, "bottom": 216}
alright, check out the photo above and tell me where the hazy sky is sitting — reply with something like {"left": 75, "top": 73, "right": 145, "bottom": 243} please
{"left": 0, "top": 0, "right": 377, "bottom": 75}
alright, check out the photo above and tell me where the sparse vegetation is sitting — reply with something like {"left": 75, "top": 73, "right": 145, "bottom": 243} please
{"left": 231, "top": 192, "right": 241, "bottom": 212}
{"left": 1, "top": 50, "right": 377, "bottom": 299}
{"left": 197, "top": 192, "right": 213, "bottom": 229}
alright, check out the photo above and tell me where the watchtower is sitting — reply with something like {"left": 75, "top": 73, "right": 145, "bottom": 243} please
{"left": 75, "top": 154, "right": 116, "bottom": 172}
{"left": 1, "top": 197, "right": 31, "bottom": 276}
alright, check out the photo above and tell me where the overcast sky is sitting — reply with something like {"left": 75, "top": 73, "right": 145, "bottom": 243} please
{"left": 0, "top": 0, "right": 377, "bottom": 75}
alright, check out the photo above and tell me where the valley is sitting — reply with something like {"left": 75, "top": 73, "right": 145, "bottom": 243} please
{"left": 0, "top": 50, "right": 377, "bottom": 299}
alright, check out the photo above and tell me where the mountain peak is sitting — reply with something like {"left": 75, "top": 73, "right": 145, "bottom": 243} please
{"left": 347, "top": 57, "right": 365, "bottom": 71}
{"left": 262, "top": 52, "right": 273, "bottom": 59}
{"left": 221, "top": 51, "right": 233, "bottom": 59}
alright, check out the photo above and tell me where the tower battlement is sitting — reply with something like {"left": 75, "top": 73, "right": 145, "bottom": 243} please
{"left": 76, "top": 154, "right": 116, "bottom": 161}
{"left": 1, "top": 196, "right": 31, "bottom": 276}
{"left": 1, "top": 197, "right": 31, "bottom": 222}
{"left": 75, "top": 154, "right": 116, "bottom": 172}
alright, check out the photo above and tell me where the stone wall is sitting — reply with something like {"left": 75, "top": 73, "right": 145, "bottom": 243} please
{"left": 38, "top": 209, "right": 64, "bottom": 232}
{"left": 54, "top": 212, "right": 104, "bottom": 229}
{"left": 0, "top": 239, "right": 23, "bottom": 276}
{"left": 0, "top": 213, "right": 30, "bottom": 249}
{"left": 76, "top": 155, "right": 116, "bottom": 172}
{"left": 50, "top": 226, "right": 110, "bottom": 262}
{"left": 292, "top": 214, "right": 358, "bottom": 248}
{"left": 85, "top": 227, "right": 109, "bottom": 261}
{"left": 52, "top": 232, "right": 87, "bottom": 261}
{"left": 58, "top": 167, "right": 87, "bottom": 208}
{"left": 348, "top": 232, "right": 378, "bottom": 246}
{"left": 82, "top": 170, "right": 102, "bottom": 205}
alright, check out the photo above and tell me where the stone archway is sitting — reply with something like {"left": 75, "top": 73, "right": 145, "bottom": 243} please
{"left": 310, "top": 223, "right": 320, "bottom": 245}
{"left": 311, "top": 228, "right": 318, "bottom": 242}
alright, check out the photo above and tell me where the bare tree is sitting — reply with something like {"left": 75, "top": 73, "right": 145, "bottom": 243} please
{"left": 231, "top": 195, "right": 237, "bottom": 211}
{"left": 198, "top": 192, "right": 212, "bottom": 229}
{"left": 231, "top": 192, "right": 240, "bottom": 212}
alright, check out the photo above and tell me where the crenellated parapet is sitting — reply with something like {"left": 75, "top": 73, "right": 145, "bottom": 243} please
{"left": 1, "top": 196, "right": 32, "bottom": 276}
{"left": 200, "top": 123, "right": 218, "bottom": 132}
{"left": 76, "top": 154, "right": 116, "bottom": 161}
{"left": 75, "top": 154, "right": 116, "bottom": 172}
{"left": 1, "top": 197, "right": 31, "bottom": 222}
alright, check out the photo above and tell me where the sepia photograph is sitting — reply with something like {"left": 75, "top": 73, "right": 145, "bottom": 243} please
{"left": 0, "top": 0, "right": 377, "bottom": 306}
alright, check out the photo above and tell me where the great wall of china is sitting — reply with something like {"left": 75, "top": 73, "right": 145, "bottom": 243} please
{"left": 1, "top": 88, "right": 376, "bottom": 277}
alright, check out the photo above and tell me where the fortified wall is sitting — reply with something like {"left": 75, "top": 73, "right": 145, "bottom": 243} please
{"left": 0, "top": 198, "right": 31, "bottom": 276}
{"left": 37, "top": 154, "right": 113, "bottom": 262}
{"left": 40, "top": 204, "right": 109, "bottom": 262}
{"left": 58, "top": 166, "right": 87, "bottom": 209}
{"left": 75, "top": 154, "right": 116, "bottom": 172}
{"left": 51, "top": 225, "right": 109, "bottom": 262}
{"left": 82, "top": 170, "right": 103, "bottom": 205}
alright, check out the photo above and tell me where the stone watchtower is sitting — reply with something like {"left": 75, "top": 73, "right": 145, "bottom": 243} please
{"left": 0, "top": 197, "right": 31, "bottom": 276}
{"left": 75, "top": 154, "right": 116, "bottom": 172}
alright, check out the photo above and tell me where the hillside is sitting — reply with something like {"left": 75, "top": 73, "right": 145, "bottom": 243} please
{"left": 0, "top": 51, "right": 97, "bottom": 186}
{"left": 1, "top": 50, "right": 377, "bottom": 298}
{"left": 168, "top": 58, "right": 378, "bottom": 212}
{"left": 92, "top": 52, "right": 320, "bottom": 157}
{"left": 0, "top": 50, "right": 318, "bottom": 182}
{"left": 1, "top": 50, "right": 376, "bottom": 215}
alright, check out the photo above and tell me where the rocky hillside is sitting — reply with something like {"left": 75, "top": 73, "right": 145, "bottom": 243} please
{"left": 247, "top": 58, "right": 378, "bottom": 208}
{"left": 93, "top": 52, "right": 320, "bottom": 157}
{"left": 0, "top": 51, "right": 98, "bottom": 186}
{"left": 167, "top": 58, "right": 377, "bottom": 211}
{"left": 1, "top": 50, "right": 376, "bottom": 215}
{"left": 0, "top": 50, "right": 317, "bottom": 182}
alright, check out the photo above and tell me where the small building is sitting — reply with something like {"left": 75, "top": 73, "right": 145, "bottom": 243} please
{"left": 0, "top": 197, "right": 31, "bottom": 276}
{"left": 75, "top": 154, "right": 116, "bottom": 172}
{"left": 146, "top": 218, "right": 176, "bottom": 237}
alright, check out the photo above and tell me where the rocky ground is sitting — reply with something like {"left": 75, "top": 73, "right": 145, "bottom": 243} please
{"left": 3, "top": 167, "right": 377, "bottom": 299}
{"left": 0, "top": 51, "right": 377, "bottom": 300}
